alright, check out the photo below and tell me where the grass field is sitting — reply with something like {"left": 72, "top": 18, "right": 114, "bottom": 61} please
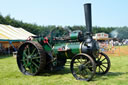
{"left": 0, "top": 55, "right": 128, "bottom": 85}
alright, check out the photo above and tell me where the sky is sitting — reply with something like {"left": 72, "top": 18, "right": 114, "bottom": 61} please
{"left": 0, "top": 0, "right": 128, "bottom": 27}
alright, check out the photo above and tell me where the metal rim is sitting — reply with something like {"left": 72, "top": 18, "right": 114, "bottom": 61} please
{"left": 70, "top": 53, "right": 96, "bottom": 81}
{"left": 17, "top": 41, "right": 46, "bottom": 75}
{"left": 96, "top": 52, "right": 111, "bottom": 75}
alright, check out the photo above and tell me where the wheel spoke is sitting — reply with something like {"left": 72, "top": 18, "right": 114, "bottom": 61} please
{"left": 29, "top": 65, "right": 34, "bottom": 73}
{"left": 98, "top": 55, "right": 102, "bottom": 61}
{"left": 84, "top": 61, "right": 90, "bottom": 66}
{"left": 101, "top": 58, "right": 106, "bottom": 62}
{"left": 75, "top": 69, "right": 80, "bottom": 74}
{"left": 74, "top": 62, "right": 79, "bottom": 67}
{"left": 31, "top": 48, "right": 37, "bottom": 56}
{"left": 23, "top": 62, "right": 30, "bottom": 71}
{"left": 77, "top": 59, "right": 81, "bottom": 63}
{"left": 82, "top": 70, "right": 87, "bottom": 75}
{"left": 34, "top": 67, "right": 38, "bottom": 73}
{"left": 31, "top": 61, "right": 39, "bottom": 69}
{"left": 85, "top": 69, "right": 92, "bottom": 78}
{"left": 102, "top": 64, "right": 107, "bottom": 68}
{"left": 80, "top": 56, "right": 83, "bottom": 62}
{"left": 99, "top": 66, "right": 100, "bottom": 73}
{"left": 29, "top": 65, "right": 32, "bottom": 73}
{"left": 26, "top": 59, "right": 29, "bottom": 65}
{"left": 33, "top": 53, "right": 39, "bottom": 57}
{"left": 23, "top": 50, "right": 28, "bottom": 58}
{"left": 23, "top": 63, "right": 27, "bottom": 67}
{"left": 83, "top": 70, "right": 91, "bottom": 78}
{"left": 102, "top": 62, "right": 108, "bottom": 64}
{"left": 99, "top": 66, "right": 104, "bottom": 73}
{"left": 84, "top": 69, "right": 88, "bottom": 74}
{"left": 96, "top": 66, "right": 98, "bottom": 71}
{"left": 27, "top": 44, "right": 30, "bottom": 55}
{"left": 88, "top": 65, "right": 93, "bottom": 69}
{"left": 32, "top": 56, "right": 40, "bottom": 59}
{"left": 80, "top": 71, "right": 84, "bottom": 78}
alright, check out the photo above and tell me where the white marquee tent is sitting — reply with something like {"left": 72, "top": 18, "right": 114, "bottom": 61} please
{"left": 0, "top": 24, "right": 35, "bottom": 54}
{"left": 0, "top": 24, "right": 35, "bottom": 40}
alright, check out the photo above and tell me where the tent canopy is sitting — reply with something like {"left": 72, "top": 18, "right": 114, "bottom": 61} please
{"left": 0, "top": 24, "right": 35, "bottom": 41}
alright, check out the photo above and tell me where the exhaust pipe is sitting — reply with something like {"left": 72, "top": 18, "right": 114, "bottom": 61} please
{"left": 84, "top": 3, "right": 92, "bottom": 35}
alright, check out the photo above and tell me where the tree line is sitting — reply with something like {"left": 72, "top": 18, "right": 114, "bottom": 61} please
{"left": 0, "top": 14, "right": 128, "bottom": 39}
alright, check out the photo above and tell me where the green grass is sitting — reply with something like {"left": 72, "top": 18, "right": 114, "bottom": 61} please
{"left": 0, "top": 55, "right": 128, "bottom": 85}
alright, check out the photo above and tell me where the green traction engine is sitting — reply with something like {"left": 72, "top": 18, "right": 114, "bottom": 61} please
{"left": 17, "top": 3, "right": 111, "bottom": 81}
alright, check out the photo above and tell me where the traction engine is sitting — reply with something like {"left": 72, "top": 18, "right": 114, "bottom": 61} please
{"left": 17, "top": 3, "right": 111, "bottom": 81}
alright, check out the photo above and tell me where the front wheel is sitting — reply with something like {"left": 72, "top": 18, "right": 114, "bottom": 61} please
{"left": 70, "top": 53, "right": 96, "bottom": 81}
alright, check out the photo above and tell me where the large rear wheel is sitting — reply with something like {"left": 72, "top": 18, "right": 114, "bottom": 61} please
{"left": 17, "top": 41, "right": 46, "bottom": 75}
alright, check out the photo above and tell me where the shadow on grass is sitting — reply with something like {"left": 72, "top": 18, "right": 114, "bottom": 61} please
{"left": 94, "top": 72, "right": 128, "bottom": 81}
{"left": 39, "top": 69, "right": 128, "bottom": 81}
{"left": 107, "top": 72, "right": 128, "bottom": 76}
{"left": 0, "top": 55, "right": 12, "bottom": 59}
{"left": 39, "top": 67, "right": 71, "bottom": 76}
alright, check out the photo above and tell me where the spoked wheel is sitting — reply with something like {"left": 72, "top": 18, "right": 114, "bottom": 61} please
{"left": 17, "top": 41, "right": 46, "bottom": 75}
{"left": 70, "top": 53, "right": 96, "bottom": 81}
{"left": 96, "top": 52, "right": 111, "bottom": 75}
